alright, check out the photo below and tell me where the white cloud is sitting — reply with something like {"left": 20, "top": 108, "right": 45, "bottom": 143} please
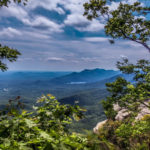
{"left": 47, "top": 57, "right": 65, "bottom": 62}
{"left": 0, "top": 0, "right": 145, "bottom": 35}
{"left": 107, "top": 1, "right": 120, "bottom": 11}
{"left": 0, "top": 0, "right": 106, "bottom": 33}
{"left": 77, "top": 19, "right": 104, "bottom": 32}
{"left": 1, "top": 0, "right": 149, "bottom": 71}
{"left": 64, "top": 14, "right": 89, "bottom": 27}
{"left": 22, "top": 16, "right": 63, "bottom": 33}
{"left": 0, "top": 3, "right": 28, "bottom": 20}
{"left": 120, "top": 55, "right": 128, "bottom": 59}
{"left": 81, "top": 57, "right": 100, "bottom": 62}
{"left": 126, "top": 0, "right": 140, "bottom": 5}
{"left": 3, "top": 37, "right": 150, "bottom": 71}
{"left": 60, "top": 0, "right": 87, "bottom": 13}
{"left": 64, "top": 14, "right": 104, "bottom": 32}
{"left": 0, "top": 2, "right": 64, "bottom": 34}
{"left": 24, "top": 0, "right": 104, "bottom": 32}
{"left": 0, "top": 27, "right": 51, "bottom": 41}
{"left": 108, "top": 0, "right": 141, "bottom": 10}
{"left": 27, "top": 0, "right": 65, "bottom": 14}
{"left": 62, "top": 0, "right": 105, "bottom": 32}
{"left": 0, "top": 27, "right": 22, "bottom": 37}
{"left": 0, "top": 2, "right": 65, "bottom": 42}
{"left": 84, "top": 37, "right": 110, "bottom": 42}
{"left": 22, "top": 30, "right": 51, "bottom": 40}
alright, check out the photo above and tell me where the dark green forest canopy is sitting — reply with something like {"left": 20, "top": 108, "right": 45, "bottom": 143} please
{"left": 84, "top": 0, "right": 150, "bottom": 52}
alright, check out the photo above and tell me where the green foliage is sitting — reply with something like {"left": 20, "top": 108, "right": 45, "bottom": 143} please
{"left": 92, "top": 59, "right": 150, "bottom": 149}
{"left": 0, "top": 0, "right": 28, "bottom": 7}
{"left": 0, "top": 44, "right": 21, "bottom": 71}
{"left": 0, "top": 0, "right": 25, "bottom": 71}
{"left": 0, "top": 94, "right": 93, "bottom": 150}
{"left": 84, "top": 1, "right": 150, "bottom": 146}
{"left": 102, "top": 59, "right": 150, "bottom": 119}
{"left": 84, "top": 0, "right": 150, "bottom": 52}
{"left": 96, "top": 118, "right": 150, "bottom": 150}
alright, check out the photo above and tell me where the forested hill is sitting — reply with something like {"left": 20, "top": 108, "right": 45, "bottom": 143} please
{"left": 0, "top": 71, "right": 71, "bottom": 82}
{"left": 49, "top": 68, "right": 119, "bottom": 84}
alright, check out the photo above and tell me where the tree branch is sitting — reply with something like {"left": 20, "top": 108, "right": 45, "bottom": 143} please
{"left": 119, "top": 28, "right": 150, "bottom": 52}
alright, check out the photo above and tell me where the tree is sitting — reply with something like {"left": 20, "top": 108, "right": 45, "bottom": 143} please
{"left": 0, "top": 0, "right": 28, "bottom": 71}
{"left": 94, "top": 59, "right": 150, "bottom": 149}
{"left": 102, "top": 58, "right": 150, "bottom": 119}
{"left": 83, "top": 0, "right": 150, "bottom": 119}
{"left": 83, "top": 1, "right": 150, "bottom": 149}
{"left": 84, "top": 0, "right": 150, "bottom": 52}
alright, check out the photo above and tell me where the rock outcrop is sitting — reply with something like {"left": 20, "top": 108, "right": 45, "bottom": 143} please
{"left": 93, "top": 100, "right": 150, "bottom": 134}
{"left": 114, "top": 100, "right": 150, "bottom": 121}
{"left": 93, "top": 120, "right": 107, "bottom": 134}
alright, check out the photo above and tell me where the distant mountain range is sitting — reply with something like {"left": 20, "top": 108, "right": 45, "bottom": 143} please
{"left": 0, "top": 69, "right": 135, "bottom": 130}
{"left": 0, "top": 69, "right": 134, "bottom": 101}
{"left": 0, "top": 71, "right": 71, "bottom": 81}
{"left": 49, "top": 68, "right": 119, "bottom": 85}
{"left": 59, "top": 73, "right": 135, "bottom": 105}
{"left": 83, "top": 73, "right": 134, "bottom": 89}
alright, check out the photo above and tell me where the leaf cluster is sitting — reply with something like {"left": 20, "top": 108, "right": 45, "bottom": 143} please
{"left": 0, "top": 0, "right": 28, "bottom": 7}
{"left": 84, "top": 0, "right": 150, "bottom": 52}
{"left": 0, "top": 44, "right": 21, "bottom": 71}
{"left": 0, "top": 94, "right": 94, "bottom": 150}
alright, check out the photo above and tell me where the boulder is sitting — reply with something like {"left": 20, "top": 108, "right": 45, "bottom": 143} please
{"left": 93, "top": 100, "right": 150, "bottom": 134}
{"left": 114, "top": 100, "right": 150, "bottom": 121}
{"left": 93, "top": 120, "right": 107, "bottom": 134}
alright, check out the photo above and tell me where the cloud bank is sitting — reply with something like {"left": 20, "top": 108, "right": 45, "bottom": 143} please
{"left": 0, "top": 0, "right": 149, "bottom": 71}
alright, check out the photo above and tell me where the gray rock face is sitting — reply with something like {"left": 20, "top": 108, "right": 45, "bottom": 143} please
{"left": 93, "top": 100, "right": 150, "bottom": 134}
{"left": 113, "top": 104, "right": 130, "bottom": 121}
{"left": 135, "top": 100, "right": 150, "bottom": 120}
{"left": 93, "top": 120, "right": 107, "bottom": 134}
{"left": 114, "top": 100, "right": 150, "bottom": 121}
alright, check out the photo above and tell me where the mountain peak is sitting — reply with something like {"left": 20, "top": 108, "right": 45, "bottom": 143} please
{"left": 50, "top": 68, "right": 119, "bottom": 84}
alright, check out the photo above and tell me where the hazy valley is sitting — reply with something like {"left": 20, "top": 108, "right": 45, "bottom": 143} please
{"left": 0, "top": 68, "right": 122, "bottom": 130}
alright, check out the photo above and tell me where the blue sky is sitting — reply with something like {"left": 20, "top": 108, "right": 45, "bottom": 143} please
{"left": 0, "top": 0, "right": 150, "bottom": 71}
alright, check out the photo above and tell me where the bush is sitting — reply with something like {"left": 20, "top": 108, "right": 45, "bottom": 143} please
{"left": 0, "top": 94, "right": 90, "bottom": 150}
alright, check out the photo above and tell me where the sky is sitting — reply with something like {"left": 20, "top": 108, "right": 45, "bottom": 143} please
{"left": 0, "top": 0, "right": 150, "bottom": 71}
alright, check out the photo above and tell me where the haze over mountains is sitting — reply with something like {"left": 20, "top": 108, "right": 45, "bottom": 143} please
{"left": 0, "top": 68, "right": 119, "bottom": 103}
{"left": 0, "top": 68, "right": 134, "bottom": 129}
{"left": 49, "top": 68, "right": 119, "bottom": 85}
{"left": 0, "top": 68, "right": 135, "bottom": 104}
